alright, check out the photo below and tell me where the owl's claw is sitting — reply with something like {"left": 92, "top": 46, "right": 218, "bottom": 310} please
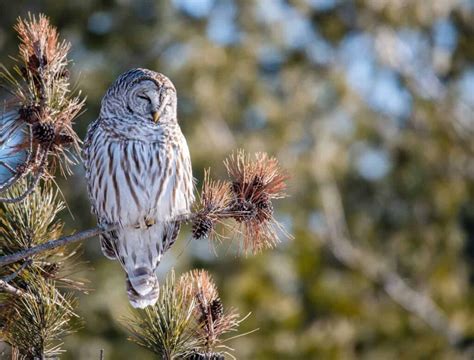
{"left": 145, "top": 218, "right": 156, "bottom": 228}
{"left": 135, "top": 217, "right": 156, "bottom": 229}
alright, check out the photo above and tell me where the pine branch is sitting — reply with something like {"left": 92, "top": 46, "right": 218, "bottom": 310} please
{"left": 191, "top": 150, "right": 291, "bottom": 253}
{"left": 2, "top": 279, "right": 79, "bottom": 358}
{"left": 0, "top": 150, "right": 292, "bottom": 270}
{"left": 123, "top": 270, "right": 200, "bottom": 359}
{"left": 123, "top": 270, "right": 248, "bottom": 359}
{"left": 1, "top": 259, "right": 31, "bottom": 283}
{"left": 0, "top": 13, "right": 85, "bottom": 200}
{"left": 0, "top": 224, "right": 116, "bottom": 267}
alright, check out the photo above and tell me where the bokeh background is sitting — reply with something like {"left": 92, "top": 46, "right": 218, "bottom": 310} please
{"left": 1, "top": 0, "right": 474, "bottom": 359}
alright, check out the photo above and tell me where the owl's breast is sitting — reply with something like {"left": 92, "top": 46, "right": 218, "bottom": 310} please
{"left": 85, "top": 124, "right": 193, "bottom": 227}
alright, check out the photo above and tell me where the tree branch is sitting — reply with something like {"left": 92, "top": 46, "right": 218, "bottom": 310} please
{"left": 0, "top": 279, "right": 26, "bottom": 297}
{"left": 0, "top": 224, "right": 117, "bottom": 267}
{"left": 1, "top": 259, "right": 31, "bottom": 283}
{"left": 0, "top": 211, "right": 201, "bottom": 269}
{"left": 316, "top": 175, "right": 473, "bottom": 351}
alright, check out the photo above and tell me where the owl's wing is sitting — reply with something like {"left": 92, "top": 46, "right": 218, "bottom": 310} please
{"left": 83, "top": 117, "right": 118, "bottom": 259}
{"left": 82, "top": 117, "right": 100, "bottom": 218}
{"left": 157, "top": 134, "right": 193, "bottom": 251}
{"left": 82, "top": 117, "right": 100, "bottom": 163}
{"left": 162, "top": 221, "right": 181, "bottom": 253}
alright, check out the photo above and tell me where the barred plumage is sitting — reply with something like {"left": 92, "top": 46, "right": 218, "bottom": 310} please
{"left": 83, "top": 68, "right": 194, "bottom": 308}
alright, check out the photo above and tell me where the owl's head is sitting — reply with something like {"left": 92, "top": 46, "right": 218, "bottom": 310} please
{"left": 101, "top": 68, "right": 177, "bottom": 126}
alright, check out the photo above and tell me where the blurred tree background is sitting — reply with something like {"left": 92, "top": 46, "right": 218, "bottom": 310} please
{"left": 0, "top": 0, "right": 473, "bottom": 359}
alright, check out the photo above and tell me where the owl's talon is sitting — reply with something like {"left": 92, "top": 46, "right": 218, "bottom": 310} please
{"left": 134, "top": 218, "right": 155, "bottom": 229}
{"left": 145, "top": 218, "right": 155, "bottom": 228}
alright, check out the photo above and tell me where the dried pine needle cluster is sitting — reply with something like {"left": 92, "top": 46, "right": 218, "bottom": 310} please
{"left": 124, "top": 270, "right": 245, "bottom": 360}
{"left": 192, "top": 150, "right": 289, "bottom": 254}
{"left": 192, "top": 169, "right": 233, "bottom": 241}
{"left": 13, "top": 14, "right": 83, "bottom": 154}
{"left": 181, "top": 270, "right": 241, "bottom": 358}
{"left": 0, "top": 13, "right": 84, "bottom": 202}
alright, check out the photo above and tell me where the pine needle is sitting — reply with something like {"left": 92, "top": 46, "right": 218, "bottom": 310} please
{"left": 191, "top": 150, "right": 291, "bottom": 254}
{"left": 0, "top": 278, "right": 78, "bottom": 358}
{"left": 180, "top": 270, "right": 245, "bottom": 357}
{"left": 122, "top": 270, "right": 201, "bottom": 360}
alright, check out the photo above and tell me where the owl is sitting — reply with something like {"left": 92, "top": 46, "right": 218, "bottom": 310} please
{"left": 83, "top": 68, "right": 194, "bottom": 308}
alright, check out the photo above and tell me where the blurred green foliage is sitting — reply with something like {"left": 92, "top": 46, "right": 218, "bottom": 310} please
{"left": 0, "top": 0, "right": 473, "bottom": 359}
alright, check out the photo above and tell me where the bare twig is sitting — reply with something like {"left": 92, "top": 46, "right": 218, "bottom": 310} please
{"left": 1, "top": 259, "right": 31, "bottom": 283}
{"left": 0, "top": 211, "right": 197, "bottom": 269}
{"left": 174, "top": 212, "right": 196, "bottom": 223}
{"left": 0, "top": 210, "right": 202, "bottom": 268}
{"left": 316, "top": 175, "right": 472, "bottom": 350}
{"left": 0, "top": 279, "right": 26, "bottom": 297}
{"left": 0, "top": 224, "right": 116, "bottom": 267}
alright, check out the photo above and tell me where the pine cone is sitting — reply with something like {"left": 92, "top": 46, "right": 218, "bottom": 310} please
{"left": 54, "top": 133, "right": 74, "bottom": 146}
{"left": 232, "top": 199, "right": 257, "bottom": 223}
{"left": 231, "top": 180, "right": 242, "bottom": 196}
{"left": 33, "top": 122, "right": 55, "bottom": 144}
{"left": 20, "top": 66, "right": 28, "bottom": 79}
{"left": 42, "top": 262, "right": 60, "bottom": 278}
{"left": 18, "top": 105, "right": 42, "bottom": 124}
{"left": 188, "top": 352, "right": 225, "bottom": 360}
{"left": 15, "top": 163, "right": 28, "bottom": 175}
{"left": 192, "top": 214, "right": 213, "bottom": 240}
{"left": 27, "top": 54, "right": 41, "bottom": 72}
{"left": 255, "top": 195, "right": 273, "bottom": 223}
{"left": 210, "top": 298, "right": 224, "bottom": 321}
{"left": 251, "top": 175, "right": 265, "bottom": 192}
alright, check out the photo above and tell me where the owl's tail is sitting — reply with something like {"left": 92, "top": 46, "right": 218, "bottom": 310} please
{"left": 117, "top": 225, "right": 167, "bottom": 308}
{"left": 126, "top": 268, "right": 160, "bottom": 308}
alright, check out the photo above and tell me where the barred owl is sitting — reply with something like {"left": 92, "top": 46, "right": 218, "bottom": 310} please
{"left": 83, "top": 68, "right": 194, "bottom": 308}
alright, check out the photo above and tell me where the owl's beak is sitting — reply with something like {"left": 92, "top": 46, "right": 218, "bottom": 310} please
{"left": 151, "top": 94, "right": 170, "bottom": 123}
{"left": 152, "top": 110, "right": 160, "bottom": 123}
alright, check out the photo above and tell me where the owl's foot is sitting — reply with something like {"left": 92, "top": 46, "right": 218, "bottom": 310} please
{"left": 145, "top": 218, "right": 156, "bottom": 227}
{"left": 135, "top": 217, "right": 156, "bottom": 230}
